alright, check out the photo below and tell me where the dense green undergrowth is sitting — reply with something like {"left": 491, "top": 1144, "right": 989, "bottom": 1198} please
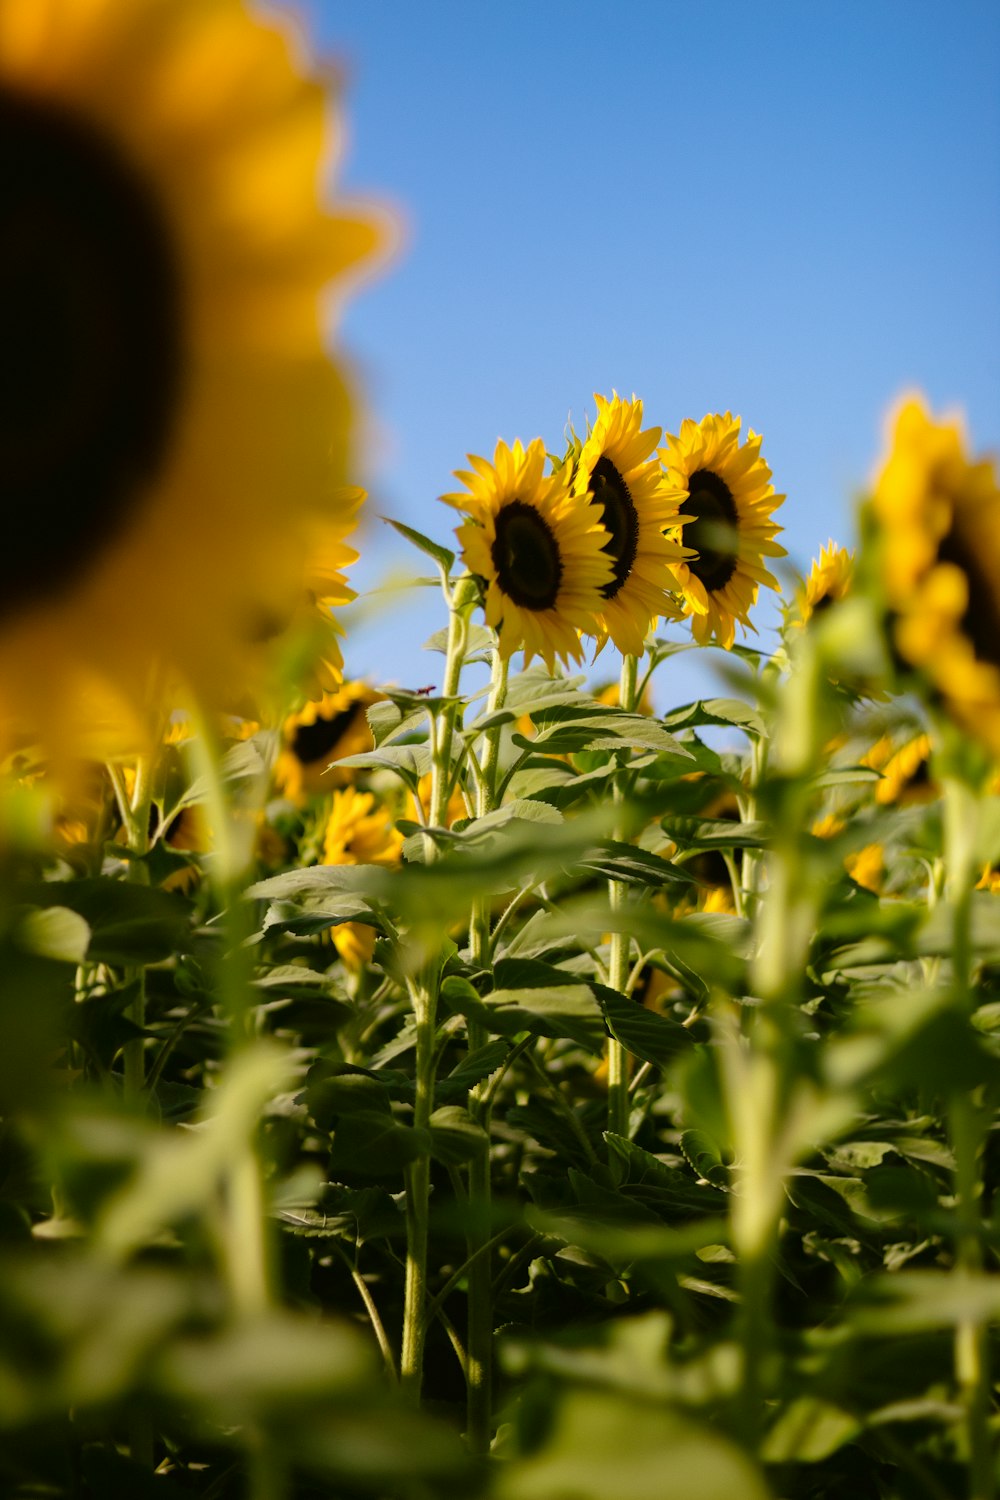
{"left": 3, "top": 537, "right": 1000, "bottom": 1500}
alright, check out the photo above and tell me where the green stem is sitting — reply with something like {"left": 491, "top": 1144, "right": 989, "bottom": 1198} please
{"left": 188, "top": 706, "right": 286, "bottom": 1500}
{"left": 943, "top": 774, "right": 993, "bottom": 1500}
{"left": 465, "top": 645, "right": 508, "bottom": 1454}
{"left": 400, "top": 980, "right": 436, "bottom": 1397}
{"left": 427, "top": 579, "right": 475, "bottom": 833}
{"left": 330, "top": 1241, "right": 397, "bottom": 1382}
{"left": 607, "top": 652, "right": 638, "bottom": 1144}
{"left": 123, "top": 753, "right": 155, "bottom": 1101}
{"left": 733, "top": 638, "right": 822, "bottom": 1446}
{"left": 400, "top": 580, "right": 475, "bottom": 1402}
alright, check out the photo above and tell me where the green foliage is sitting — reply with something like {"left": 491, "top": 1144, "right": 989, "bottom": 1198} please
{"left": 5, "top": 545, "right": 1000, "bottom": 1499}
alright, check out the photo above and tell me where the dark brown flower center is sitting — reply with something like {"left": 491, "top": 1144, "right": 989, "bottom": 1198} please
{"left": 0, "top": 88, "right": 182, "bottom": 621}
{"left": 490, "top": 500, "right": 562, "bottom": 610}
{"left": 681, "top": 469, "right": 740, "bottom": 594}
{"left": 938, "top": 508, "right": 1000, "bottom": 669}
{"left": 589, "top": 455, "right": 639, "bottom": 600}
{"left": 292, "top": 704, "right": 363, "bottom": 766}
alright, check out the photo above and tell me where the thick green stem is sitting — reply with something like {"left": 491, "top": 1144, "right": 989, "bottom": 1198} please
{"left": 427, "top": 579, "right": 475, "bottom": 834}
{"left": 188, "top": 708, "right": 286, "bottom": 1500}
{"left": 123, "top": 753, "right": 155, "bottom": 1100}
{"left": 607, "top": 652, "right": 638, "bottom": 1144}
{"left": 401, "top": 581, "right": 474, "bottom": 1401}
{"left": 464, "top": 645, "right": 508, "bottom": 1453}
{"left": 733, "top": 639, "right": 822, "bottom": 1445}
{"left": 400, "top": 982, "right": 436, "bottom": 1397}
{"left": 943, "top": 775, "right": 994, "bottom": 1500}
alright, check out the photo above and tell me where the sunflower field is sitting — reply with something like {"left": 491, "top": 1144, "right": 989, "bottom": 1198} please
{"left": 3, "top": 3, "right": 1000, "bottom": 1499}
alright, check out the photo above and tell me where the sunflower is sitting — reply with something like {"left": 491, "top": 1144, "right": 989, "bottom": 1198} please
{"left": 297, "top": 485, "right": 367, "bottom": 696}
{"left": 322, "top": 786, "right": 403, "bottom": 970}
{"left": 573, "top": 394, "right": 689, "bottom": 657}
{"left": 444, "top": 438, "right": 613, "bottom": 670}
{"left": 794, "top": 541, "right": 854, "bottom": 626}
{"left": 0, "top": 0, "right": 389, "bottom": 759}
{"left": 862, "top": 732, "right": 936, "bottom": 807}
{"left": 872, "top": 395, "right": 1000, "bottom": 753}
{"left": 845, "top": 843, "right": 884, "bottom": 894}
{"left": 274, "top": 680, "right": 382, "bottom": 802}
{"left": 660, "top": 413, "right": 786, "bottom": 649}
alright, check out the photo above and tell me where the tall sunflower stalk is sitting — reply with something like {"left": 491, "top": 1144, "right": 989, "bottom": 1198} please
{"left": 464, "top": 644, "right": 509, "bottom": 1454}
{"left": 108, "top": 748, "right": 156, "bottom": 1100}
{"left": 731, "top": 627, "right": 828, "bottom": 1441}
{"left": 605, "top": 649, "right": 639, "bottom": 1143}
{"left": 401, "top": 576, "right": 475, "bottom": 1398}
{"left": 187, "top": 707, "right": 288, "bottom": 1500}
{"left": 941, "top": 755, "right": 994, "bottom": 1500}
{"left": 441, "top": 430, "right": 614, "bottom": 1441}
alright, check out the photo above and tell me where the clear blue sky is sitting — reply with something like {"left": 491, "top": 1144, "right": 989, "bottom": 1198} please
{"left": 290, "top": 0, "right": 1000, "bottom": 704}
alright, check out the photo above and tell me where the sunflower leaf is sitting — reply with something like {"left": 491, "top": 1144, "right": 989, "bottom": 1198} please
{"left": 661, "top": 699, "right": 766, "bottom": 738}
{"left": 383, "top": 517, "right": 455, "bottom": 576}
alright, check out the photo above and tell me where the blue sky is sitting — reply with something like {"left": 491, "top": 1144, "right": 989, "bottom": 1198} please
{"left": 292, "top": 0, "right": 1000, "bottom": 704}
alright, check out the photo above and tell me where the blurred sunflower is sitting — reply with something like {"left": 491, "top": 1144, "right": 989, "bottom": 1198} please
{"left": 275, "top": 679, "right": 382, "bottom": 801}
{"left": 862, "top": 732, "right": 936, "bottom": 807}
{"left": 873, "top": 395, "right": 1000, "bottom": 753}
{"left": 298, "top": 485, "right": 367, "bottom": 695}
{"left": 444, "top": 438, "right": 613, "bottom": 670}
{"left": 0, "top": 0, "right": 389, "bottom": 757}
{"left": 845, "top": 843, "right": 884, "bottom": 894}
{"left": 660, "top": 414, "right": 785, "bottom": 649}
{"left": 794, "top": 542, "right": 854, "bottom": 626}
{"left": 322, "top": 785, "right": 403, "bottom": 969}
{"left": 573, "top": 394, "right": 689, "bottom": 657}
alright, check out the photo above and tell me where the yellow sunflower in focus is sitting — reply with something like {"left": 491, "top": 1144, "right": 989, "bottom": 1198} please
{"left": 660, "top": 414, "right": 786, "bottom": 649}
{"left": 794, "top": 541, "right": 854, "bottom": 626}
{"left": 872, "top": 395, "right": 1000, "bottom": 754}
{"left": 0, "top": 0, "right": 389, "bottom": 758}
{"left": 275, "top": 679, "right": 382, "bottom": 802}
{"left": 573, "top": 394, "right": 689, "bottom": 657}
{"left": 322, "top": 786, "right": 403, "bottom": 970}
{"left": 444, "top": 438, "right": 613, "bottom": 670}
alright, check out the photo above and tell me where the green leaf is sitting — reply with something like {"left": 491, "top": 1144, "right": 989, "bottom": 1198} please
{"left": 497, "top": 666, "right": 587, "bottom": 717}
{"left": 16, "top": 906, "right": 90, "bottom": 964}
{"left": 507, "top": 1100, "right": 596, "bottom": 1168}
{"left": 366, "top": 698, "right": 403, "bottom": 746}
{"left": 761, "top": 1398, "right": 862, "bottom": 1463}
{"left": 437, "top": 1039, "right": 509, "bottom": 1101}
{"left": 180, "top": 738, "right": 264, "bottom": 810}
{"left": 331, "top": 743, "right": 430, "bottom": 780}
{"left": 578, "top": 841, "right": 695, "bottom": 889}
{"left": 97, "top": 1044, "right": 295, "bottom": 1259}
{"left": 155, "top": 1311, "right": 375, "bottom": 1422}
{"left": 424, "top": 621, "right": 493, "bottom": 662}
{"left": 248, "top": 865, "right": 389, "bottom": 904}
{"left": 599, "top": 990, "right": 694, "bottom": 1066}
{"left": 330, "top": 1110, "right": 431, "bottom": 1175}
{"left": 442, "top": 975, "right": 605, "bottom": 1051}
{"left": 605, "top": 1133, "right": 690, "bottom": 1194}
{"left": 383, "top": 516, "right": 455, "bottom": 574}
{"left": 662, "top": 816, "right": 770, "bottom": 851}
{"left": 428, "top": 1105, "right": 488, "bottom": 1165}
{"left": 661, "top": 698, "right": 766, "bottom": 738}
{"left": 493, "top": 1389, "right": 772, "bottom": 1500}
{"left": 679, "top": 1130, "right": 730, "bottom": 1189}
{"left": 849, "top": 1271, "right": 1000, "bottom": 1334}
{"left": 305, "top": 1070, "right": 392, "bottom": 1133}
{"left": 16, "top": 879, "right": 190, "bottom": 966}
